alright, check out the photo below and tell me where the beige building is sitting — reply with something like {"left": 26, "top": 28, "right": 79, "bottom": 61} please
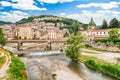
{"left": 18, "top": 26, "right": 32, "bottom": 39}
{"left": 82, "top": 29, "right": 120, "bottom": 41}
{"left": 2, "top": 25, "right": 13, "bottom": 40}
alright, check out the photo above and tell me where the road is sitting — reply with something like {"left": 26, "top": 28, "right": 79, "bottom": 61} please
{"left": 81, "top": 48, "right": 120, "bottom": 63}
{"left": 0, "top": 50, "right": 11, "bottom": 80}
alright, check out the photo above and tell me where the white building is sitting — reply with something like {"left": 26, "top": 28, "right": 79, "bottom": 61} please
{"left": 82, "top": 29, "right": 114, "bottom": 41}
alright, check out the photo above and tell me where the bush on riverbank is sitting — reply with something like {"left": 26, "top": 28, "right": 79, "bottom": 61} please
{"left": 7, "top": 50, "right": 27, "bottom": 80}
{"left": 79, "top": 55, "right": 120, "bottom": 79}
{"left": 0, "top": 56, "right": 6, "bottom": 68}
{"left": 44, "top": 46, "right": 51, "bottom": 51}
{"left": 116, "top": 58, "right": 120, "bottom": 62}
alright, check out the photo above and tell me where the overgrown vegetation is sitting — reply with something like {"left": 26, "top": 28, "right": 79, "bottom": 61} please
{"left": 115, "top": 57, "right": 120, "bottom": 63}
{"left": 7, "top": 51, "right": 27, "bottom": 80}
{"left": 0, "top": 56, "right": 6, "bottom": 68}
{"left": 0, "top": 28, "right": 7, "bottom": 47}
{"left": 94, "top": 28, "right": 120, "bottom": 47}
{"left": 65, "top": 33, "right": 85, "bottom": 62}
{"left": 16, "top": 17, "right": 35, "bottom": 24}
{"left": 79, "top": 55, "right": 120, "bottom": 79}
{"left": 44, "top": 46, "right": 51, "bottom": 51}
{"left": 63, "top": 32, "right": 69, "bottom": 37}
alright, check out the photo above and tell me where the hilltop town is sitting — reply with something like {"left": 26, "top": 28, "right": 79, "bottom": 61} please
{"left": 1, "top": 15, "right": 68, "bottom": 40}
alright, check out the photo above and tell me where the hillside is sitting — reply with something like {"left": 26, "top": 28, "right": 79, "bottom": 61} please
{"left": 0, "top": 21, "right": 11, "bottom": 25}
{"left": 16, "top": 15, "right": 88, "bottom": 33}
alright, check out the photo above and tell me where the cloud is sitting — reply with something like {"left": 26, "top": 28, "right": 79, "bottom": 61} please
{"left": 64, "top": 10, "right": 120, "bottom": 25}
{"left": 0, "top": 1, "right": 12, "bottom": 7}
{"left": 59, "top": 0, "right": 74, "bottom": 3}
{"left": 0, "top": 0, "right": 47, "bottom": 11}
{"left": 77, "top": 2, "right": 120, "bottom": 9}
{"left": 97, "top": 10, "right": 120, "bottom": 15}
{"left": 38, "top": 0, "right": 74, "bottom": 4}
{"left": 60, "top": 13, "right": 66, "bottom": 17}
{"left": 0, "top": 10, "right": 29, "bottom": 22}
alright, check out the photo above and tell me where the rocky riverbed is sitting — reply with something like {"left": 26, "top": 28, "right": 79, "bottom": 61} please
{"left": 20, "top": 57, "right": 83, "bottom": 80}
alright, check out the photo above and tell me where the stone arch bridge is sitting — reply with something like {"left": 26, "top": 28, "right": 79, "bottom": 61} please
{"left": 7, "top": 39, "right": 67, "bottom": 51}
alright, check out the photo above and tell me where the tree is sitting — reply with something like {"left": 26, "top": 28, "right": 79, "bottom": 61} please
{"left": 33, "top": 34, "right": 36, "bottom": 40}
{"left": 14, "top": 36, "right": 18, "bottom": 40}
{"left": 0, "top": 28, "right": 7, "bottom": 47}
{"left": 109, "top": 28, "right": 119, "bottom": 40}
{"left": 109, "top": 18, "right": 119, "bottom": 28}
{"left": 89, "top": 18, "right": 96, "bottom": 26}
{"left": 101, "top": 19, "right": 108, "bottom": 29}
{"left": 65, "top": 33, "right": 84, "bottom": 62}
{"left": 69, "top": 22, "right": 80, "bottom": 35}
{"left": 63, "top": 32, "right": 69, "bottom": 37}
{"left": 119, "top": 21, "right": 120, "bottom": 28}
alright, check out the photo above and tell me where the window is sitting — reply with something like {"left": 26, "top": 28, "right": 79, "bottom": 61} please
{"left": 104, "top": 32, "right": 105, "bottom": 34}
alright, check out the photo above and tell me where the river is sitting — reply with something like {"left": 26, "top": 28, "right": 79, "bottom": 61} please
{"left": 4, "top": 46, "right": 119, "bottom": 80}
{"left": 54, "top": 55, "right": 118, "bottom": 80}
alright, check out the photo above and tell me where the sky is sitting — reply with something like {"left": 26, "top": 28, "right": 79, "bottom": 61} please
{"left": 0, "top": 0, "right": 120, "bottom": 25}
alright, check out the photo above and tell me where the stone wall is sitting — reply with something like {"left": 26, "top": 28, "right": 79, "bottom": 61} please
{"left": 89, "top": 42, "right": 120, "bottom": 52}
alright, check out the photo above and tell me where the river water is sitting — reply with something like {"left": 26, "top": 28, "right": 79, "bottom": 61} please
{"left": 4, "top": 46, "right": 119, "bottom": 80}
{"left": 55, "top": 55, "right": 119, "bottom": 80}
{"left": 24, "top": 52, "right": 119, "bottom": 80}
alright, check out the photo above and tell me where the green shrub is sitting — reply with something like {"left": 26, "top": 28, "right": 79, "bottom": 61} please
{"left": 8, "top": 57, "right": 27, "bottom": 80}
{"left": 79, "top": 55, "right": 120, "bottom": 79}
{"left": 0, "top": 56, "right": 6, "bottom": 68}
{"left": 6, "top": 50, "right": 27, "bottom": 80}
{"left": 52, "top": 72, "right": 57, "bottom": 78}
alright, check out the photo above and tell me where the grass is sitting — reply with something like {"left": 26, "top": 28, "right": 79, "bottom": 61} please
{"left": 0, "top": 56, "right": 6, "bottom": 68}
{"left": 79, "top": 55, "right": 120, "bottom": 79}
{"left": 3, "top": 49, "right": 27, "bottom": 80}
{"left": 8, "top": 57, "right": 27, "bottom": 80}
{"left": 0, "top": 48, "right": 6, "bottom": 68}
{"left": 115, "top": 57, "right": 120, "bottom": 63}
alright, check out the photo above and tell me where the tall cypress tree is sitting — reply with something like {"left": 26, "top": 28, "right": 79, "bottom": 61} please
{"left": 89, "top": 18, "right": 96, "bottom": 26}
{"left": 101, "top": 19, "right": 108, "bottom": 29}
{"left": 0, "top": 28, "right": 7, "bottom": 47}
{"left": 109, "top": 18, "right": 119, "bottom": 28}
{"left": 119, "top": 21, "right": 120, "bottom": 28}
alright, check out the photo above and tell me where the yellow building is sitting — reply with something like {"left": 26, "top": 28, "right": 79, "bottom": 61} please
{"left": 2, "top": 25, "right": 13, "bottom": 40}
{"left": 18, "top": 26, "right": 32, "bottom": 39}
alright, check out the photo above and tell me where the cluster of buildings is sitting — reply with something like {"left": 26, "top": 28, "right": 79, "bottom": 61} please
{"left": 81, "top": 24, "right": 120, "bottom": 41}
{"left": 1, "top": 16, "right": 68, "bottom": 40}
{"left": 78, "top": 18, "right": 120, "bottom": 41}
{"left": 82, "top": 29, "right": 110, "bottom": 41}
{"left": 2, "top": 16, "right": 120, "bottom": 41}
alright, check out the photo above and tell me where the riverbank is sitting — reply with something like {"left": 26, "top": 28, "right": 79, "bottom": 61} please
{"left": 79, "top": 55, "right": 120, "bottom": 79}
{"left": 0, "top": 48, "right": 10, "bottom": 80}
{"left": 81, "top": 48, "right": 120, "bottom": 63}
{"left": 0, "top": 48, "right": 27, "bottom": 80}
{"left": 21, "top": 57, "right": 83, "bottom": 80}
{"left": 7, "top": 50, "right": 27, "bottom": 80}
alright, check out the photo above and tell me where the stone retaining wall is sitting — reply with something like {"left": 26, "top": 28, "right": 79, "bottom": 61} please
{"left": 89, "top": 42, "right": 120, "bottom": 52}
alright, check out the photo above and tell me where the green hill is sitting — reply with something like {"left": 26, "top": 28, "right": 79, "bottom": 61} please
{"left": 16, "top": 15, "right": 88, "bottom": 34}
{"left": 0, "top": 21, "right": 11, "bottom": 25}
